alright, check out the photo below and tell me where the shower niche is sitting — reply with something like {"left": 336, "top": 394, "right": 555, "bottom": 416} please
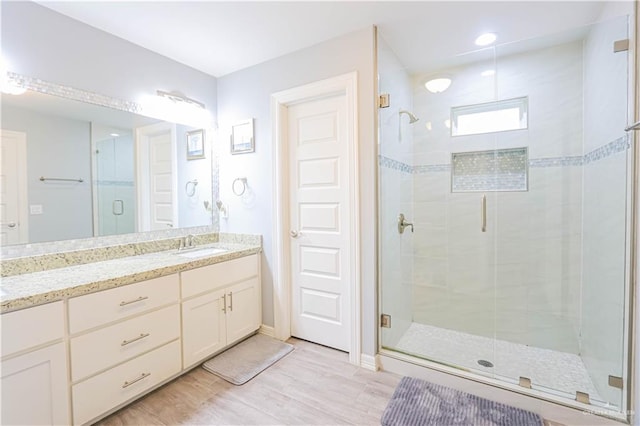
{"left": 378, "top": 11, "right": 633, "bottom": 421}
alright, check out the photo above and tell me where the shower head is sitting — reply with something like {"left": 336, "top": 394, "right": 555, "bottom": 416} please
{"left": 399, "top": 109, "right": 419, "bottom": 124}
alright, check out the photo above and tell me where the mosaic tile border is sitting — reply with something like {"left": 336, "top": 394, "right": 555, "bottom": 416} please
{"left": 8, "top": 72, "right": 142, "bottom": 114}
{"left": 379, "top": 135, "right": 630, "bottom": 174}
{"left": 93, "top": 180, "right": 134, "bottom": 187}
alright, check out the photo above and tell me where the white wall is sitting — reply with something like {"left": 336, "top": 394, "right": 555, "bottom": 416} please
{"left": 1, "top": 2, "right": 217, "bottom": 118}
{"left": 2, "top": 105, "right": 93, "bottom": 243}
{"left": 216, "top": 27, "right": 377, "bottom": 354}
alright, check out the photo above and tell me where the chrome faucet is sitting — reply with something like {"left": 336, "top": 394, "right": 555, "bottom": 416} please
{"left": 398, "top": 214, "right": 414, "bottom": 234}
{"left": 179, "top": 234, "right": 196, "bottom": 250}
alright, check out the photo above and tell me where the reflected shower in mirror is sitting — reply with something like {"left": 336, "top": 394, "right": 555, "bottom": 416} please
{"left": 1, "top": 89, "right": 214, "bottom": 245}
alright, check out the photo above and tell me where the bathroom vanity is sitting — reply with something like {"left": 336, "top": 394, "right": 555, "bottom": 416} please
{"left": 0, "top": 232, "right": 262, "bottom": 425}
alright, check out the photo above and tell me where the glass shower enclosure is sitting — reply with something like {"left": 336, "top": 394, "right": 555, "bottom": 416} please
{"left": 378, "top": 15, "right": 634, "bottom": 418}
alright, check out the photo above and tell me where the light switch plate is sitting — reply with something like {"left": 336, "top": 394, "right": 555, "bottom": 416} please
{"left": 30, "top": 204, "right": 43, "bottom": 215}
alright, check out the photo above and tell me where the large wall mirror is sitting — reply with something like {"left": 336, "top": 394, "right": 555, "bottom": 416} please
{"left": 1, "top": 82, "right": 215, "bottom": 246}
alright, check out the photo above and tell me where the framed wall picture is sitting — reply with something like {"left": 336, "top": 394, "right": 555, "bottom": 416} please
{"left": 186, "top": 129, "right": 205, "bottom": 160}
{"left": 231, "top": 119, "right": 254, "bottom": 154}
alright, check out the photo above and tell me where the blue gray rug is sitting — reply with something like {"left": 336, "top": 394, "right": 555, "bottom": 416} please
{"left": 382, "top": 377, "right": 544, "bottom": 426}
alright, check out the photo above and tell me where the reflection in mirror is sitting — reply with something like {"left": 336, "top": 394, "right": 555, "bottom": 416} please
{"left": 1, "top": 89, "right": 214, "bottom": 245}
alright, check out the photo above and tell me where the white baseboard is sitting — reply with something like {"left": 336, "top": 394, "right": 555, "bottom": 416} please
{"left": 360, "top": 354, "right": 379, "bottom": 371}
{"left": 258, "top": 325, "right": 275, "bottom": 337}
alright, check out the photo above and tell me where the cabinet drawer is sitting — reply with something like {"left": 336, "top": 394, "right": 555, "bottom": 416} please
{"left": 181, "top": 254, "right": 258, "bottom": 298}
{"left": 72, "top": 340, "right": 181, "bottom": 425}
{"left": 68, "top": 274, "right": 179, "bottom": 334}
{"left": 1, "top": 301, "right": 64, "bottom": 357}
{"left": 70, "top": 304, "right": 180, "bottom": 381}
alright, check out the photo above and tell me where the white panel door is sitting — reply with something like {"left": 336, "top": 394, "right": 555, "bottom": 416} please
{"left": 149, "top": 132, "right": 174, "bottom": 229}
{"left": 135, "top": 123, "right": 177, "bottom": 231}
{"left": 289, "top": 93, "right": 350, "bottom": 351}
{"left": 0, "top": 129, "right": 28, "bottom": 244}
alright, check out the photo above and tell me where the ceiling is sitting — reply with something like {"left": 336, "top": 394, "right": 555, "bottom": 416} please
{"left": 37, "top": 1, "right": 610, "bottom": 77}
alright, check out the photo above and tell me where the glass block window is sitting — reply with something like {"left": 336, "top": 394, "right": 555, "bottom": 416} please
{"left": 451, "top": 97, "right": 528, "bottom": 136}
{"left": 451, "top": 147, "right": 528, "bottom": 192}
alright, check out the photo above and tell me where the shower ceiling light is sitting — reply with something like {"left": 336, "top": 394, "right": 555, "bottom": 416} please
{"left": 425, "top": 78, "right": 452, "bottom": 93}
{"left": 481, "top": 69, "right": 495, "bottom": 77}
{"left": 475, "top": 32, "right": 497, "bottom": 46}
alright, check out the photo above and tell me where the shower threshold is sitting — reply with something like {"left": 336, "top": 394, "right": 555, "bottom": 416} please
{"left": 394, "top": 323, "right": 604, "bottom": 403}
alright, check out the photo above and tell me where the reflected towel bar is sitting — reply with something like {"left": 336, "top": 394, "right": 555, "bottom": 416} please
{"left": 39, "top": 176, "right": 84, "bottom": 183}
{"left": 625, "top": 120, "right": 640, "bottom": 131}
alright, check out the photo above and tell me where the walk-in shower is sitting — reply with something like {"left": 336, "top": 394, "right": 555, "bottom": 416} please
{"left": 377, "top": 10, "right": 634, "bottom": 420}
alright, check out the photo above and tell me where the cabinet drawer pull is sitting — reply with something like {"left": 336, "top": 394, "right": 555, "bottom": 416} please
{"left": 222, "top": 294, "right": 227, "bottom": 313}
{"left": 119, "top": 296, "right": 149, "bottom": 307}
{"left": 229, "top": 291, "right": 233, "bottom": 312}
{"left": 122, "top": 372, "right": 151, "bottom": 388}
{"left": 121, "top": 333, "right": 150, "bottom": 346}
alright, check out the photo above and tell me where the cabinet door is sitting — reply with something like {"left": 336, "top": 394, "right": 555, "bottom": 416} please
{"left": 226, "top": 277, "right": 261, "bottom": 344}
{"left": 1, "top": 342, "right": 70, "bottom": 425}
{"left": 182, "top": 288, "right": 227, "bottom": 368}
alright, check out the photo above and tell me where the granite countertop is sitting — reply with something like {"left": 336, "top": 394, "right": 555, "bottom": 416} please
{"left": 0, "top": 242, "right": 261, "bottom": 314}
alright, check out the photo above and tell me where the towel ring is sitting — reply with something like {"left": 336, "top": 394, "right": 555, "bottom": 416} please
{"left": 185, "top": 179, "right": 198, "bottom": 197}
{"left": 232, "top": 177, "right": 247, "bottom": 196}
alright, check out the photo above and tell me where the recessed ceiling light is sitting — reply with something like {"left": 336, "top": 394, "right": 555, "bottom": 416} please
{"left": 425, "top": 77, "right": 452, "bottom": 93}
{"left": 475, "top": 33, "right": 497, "bottom": 46}
{"left": 110, "top": 133, "right": 120, "bottom": 137}
{"left": 481, "top": 69, "right": 495, "bottom": 77}
{"left": 425, "top": 121, "right": 432, "bottom": 131}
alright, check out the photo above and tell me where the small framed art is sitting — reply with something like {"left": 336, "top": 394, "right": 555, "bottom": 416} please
{"left": 186, "top": 129, "right": 205, "bottom": 160}
{"left": 231, "top": 119, "right": 254, "bottom": 154}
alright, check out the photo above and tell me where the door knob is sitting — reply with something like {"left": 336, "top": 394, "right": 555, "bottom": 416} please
{"left": 7, "top": 222, "right": 16, "bottom": 228}
{"left": 290, "top": 230, "right": 301, "bottom": 238}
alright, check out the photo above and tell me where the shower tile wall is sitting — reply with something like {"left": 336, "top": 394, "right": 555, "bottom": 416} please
{"left": 410, "top": 41, "right": 585, "bottom": 354}
{"left": 581, "top": 14, "right": 629, "bottom": 406}
{"left": 378, "top": 35, "right": 413, "bottom": 347}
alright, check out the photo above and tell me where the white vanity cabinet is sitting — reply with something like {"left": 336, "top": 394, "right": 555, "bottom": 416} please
{"left": 0, "top": 301, "right": 70, "bottom": 425}
{"left": 181, "top": 254, "right": 261, "bottom": 368}
{"left": 68, "top": 274, "right": 181, "bottom": 425}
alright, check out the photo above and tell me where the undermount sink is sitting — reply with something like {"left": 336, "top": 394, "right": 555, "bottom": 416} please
{"left": 174, "top": 247, "right": 228, "bottom": 258}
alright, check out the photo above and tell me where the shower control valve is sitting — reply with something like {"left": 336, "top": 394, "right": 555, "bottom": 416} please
{"left": 398, "top": 214, "right": 414, "bottom": 234}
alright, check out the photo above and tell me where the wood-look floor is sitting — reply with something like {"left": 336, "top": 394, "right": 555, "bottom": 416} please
{"left": 96, "top": 338, "right": 402, "bottom": 425}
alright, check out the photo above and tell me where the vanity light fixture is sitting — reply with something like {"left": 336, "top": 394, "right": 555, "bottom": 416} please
{"left": 424, "top": 77, "right": 452, "bottom": 93}
{"left": 481, "top": 69, "right": 496, "bottom": 77}
{"left": 109, "top": 133, "right": 120, "bottom": 137}
{"left": 475, "top": 32, "right": 497, "bottom": 46}
{"left": 156, "top": 90, "right": 205, "bottom": 109}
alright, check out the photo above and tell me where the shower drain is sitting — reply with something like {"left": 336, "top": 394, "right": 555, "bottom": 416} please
{"left": 477, "top": 359, "right": 494, "bottom": 368}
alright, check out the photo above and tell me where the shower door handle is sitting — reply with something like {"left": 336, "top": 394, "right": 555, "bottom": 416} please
{"left": 481, "top": 194, "right": 487, "bottom": 232}
{"left": 113, "top": 200, "right": 124, "bottom": 216}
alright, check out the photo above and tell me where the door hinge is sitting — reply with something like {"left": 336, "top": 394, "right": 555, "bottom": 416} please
{"left": 614, "top": 39, "right": 629, "bottom": 53}
{"left": 379, "top": 93, "right": 390, "bottom": 108}
{"left": 575, "top": 391, "right": 591, "bottom": 405}
{"left": 380, "top": 314, "right": 391, "bottom": 328}
{"left": 609, "top": 375, "right": 624, "bottom": 389}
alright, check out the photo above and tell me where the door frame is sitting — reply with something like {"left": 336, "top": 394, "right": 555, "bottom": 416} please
{"left": 134, "top": 122, "right": 178, "bottom": 231}
{"left": 271, "top": 72, "right": 361, "bottom": 365}
{"left": 1, "top": 129, "right": 29, "bottom": 244}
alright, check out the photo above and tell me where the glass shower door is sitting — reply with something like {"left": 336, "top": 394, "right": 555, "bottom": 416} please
{"left": 490, "top": 16, "right": 631, "bottom": 413}
{"left": 95, "top": 133, "right": 135, "bottom": 236}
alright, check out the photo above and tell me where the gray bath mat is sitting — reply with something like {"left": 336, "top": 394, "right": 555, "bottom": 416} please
{"left": 202, "top": 334, "right": 294, "bottom": 385}
{"left": 382, "top": 377, "right": 544, "bottom": 426}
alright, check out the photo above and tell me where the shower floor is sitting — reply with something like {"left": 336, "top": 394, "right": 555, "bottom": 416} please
{"left": 395, "top": 322, "right": 602, "bottom": 402}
